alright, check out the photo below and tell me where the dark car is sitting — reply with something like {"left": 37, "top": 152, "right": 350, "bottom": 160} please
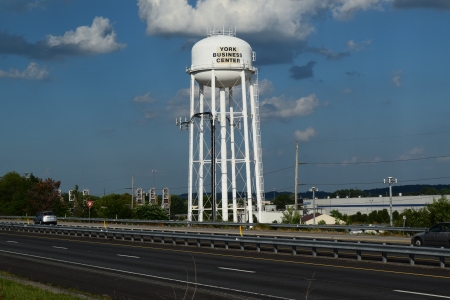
{"left": 411, "top": 222, "right": 450, "bottom": 247}
{"left": 34, "top": 211, "right": 57, "bottom": 225}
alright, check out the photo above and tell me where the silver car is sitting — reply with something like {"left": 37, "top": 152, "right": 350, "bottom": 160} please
{"left": 411, "top": 222, "right": 450, "bottom": 247}
{"left": 34, "top": 211, "right": 57, "bottom": 225}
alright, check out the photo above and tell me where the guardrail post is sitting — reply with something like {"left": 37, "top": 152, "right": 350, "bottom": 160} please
{"left": 225, "top": 241, "right": 229, "bottom": 250}
{"left": 356, "top": 250, "right": 362, "bottom": 261}
{"left": 121, "top": 234, "right": 125, "bottom": 241}
{"left": 292, "top": 245, "right": 297, "bottom": 255}
{"left": 184, "top": 238, "right": 188, "bottom": 246}
{"left": 131, "top": 235, "right": 134, "bottom": 242}
{"left": 151, "top": 236, "right": 154, "bottom": 243}
{"left": 197, "top": 239, "right": 201, "bottom": 248}
{"left": 356, "top": 241, "right": 362, "bottom": 261}
{"left": 440, "top": 256, "right": 445, "bottom": 268}
{"left": 312, "top": 239, "right": 317, "bottom": 257}
{"left": 333, "top": 240, "right": 338, "bottom": 258}
{"left": 211, "top": 240, "right": 214, "bottom": 248}
{"left": 161, "top": 237, "right": 165, "bottom": 244}
{"left": 240, "top": 242, "right": 244, "bottom": 251}
{"left": 382, "top": 252, "right": 387, "bottom": 263}
{"left": 173, "top": 237, "right": 176, "bottom": 245}
{"left": 256, "top": 243, "right": 260, "bottom": 253}
{"left": 409, "top": 254, "right": 414, "bottom": 266}
{"left": 273, "top": 244, "right": 278, "bottom": 254}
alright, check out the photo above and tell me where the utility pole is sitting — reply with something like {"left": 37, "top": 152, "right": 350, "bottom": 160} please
{"left": 309, "top": 187, "right": 318, "bottom": 225}
{"left": 131, "top": 175, "right": 134, "bottom": 209}
{"left": 383, "top": 176, "right": 397, "bottom": 226}
{"left": 294, "top": 142, "right": 306, "bottom": 212}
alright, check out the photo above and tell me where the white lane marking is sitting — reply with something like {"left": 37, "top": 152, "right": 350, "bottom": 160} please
{"left": 6, "top": 241, "right": 18, "bottom": 243}
{"left": 117, "top": 254, "right": 140, "bottom": 259}
{"left": 218, "top": 267, "right": 255, "bottom": 273}
{"left": 52, "top": 246, "right": 68, "bottom": 250}
{"left": 394, "top": 290, "right": 450, "bottom": 299}
{"left": 0, "top": 249, "right": 292, "bottom": 300}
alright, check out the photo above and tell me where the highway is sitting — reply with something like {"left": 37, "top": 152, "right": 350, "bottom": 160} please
{"left": 0, "top": 231, "right": 449, "bottom": 299}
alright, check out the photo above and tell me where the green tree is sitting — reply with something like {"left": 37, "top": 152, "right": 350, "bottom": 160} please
{"left": 94, "top": 194, "right": 132, "bottom": 219}
{"left": 398, "top": 196, "right": 450, "bottom": 228}
{"left": 318, "top": 220, "right": 326, "bottom": 225}
{"left": 330, "top": 189, "right": 366, "bottom": 198}
{"left": 134, "top": 204, "right": 169, "bottom": 220}
{"left": 170, "top": 195, "right": 187, "bottom": 215}
{"left": 274, "top": 194, "right": 293, "bottom": 210}
{"left": 281, "top": 206, "right": 301, "bottom": 224}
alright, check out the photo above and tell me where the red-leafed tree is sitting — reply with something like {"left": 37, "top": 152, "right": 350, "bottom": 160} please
{"left": 27, "top": 178, "right": 62, "bottom": 215}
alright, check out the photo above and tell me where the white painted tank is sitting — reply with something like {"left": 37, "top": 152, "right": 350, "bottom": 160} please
{"left": 190, "top": 34, "right": 254, "bottom": 87}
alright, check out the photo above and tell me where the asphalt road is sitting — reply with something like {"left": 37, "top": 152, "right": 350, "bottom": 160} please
{"left": 0, "top": 231, "right": 449, "bottom": 300}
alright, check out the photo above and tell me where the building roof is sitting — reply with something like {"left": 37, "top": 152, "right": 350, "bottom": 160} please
{"left": 301, "top": 213, "right": 322, "bottom": 223}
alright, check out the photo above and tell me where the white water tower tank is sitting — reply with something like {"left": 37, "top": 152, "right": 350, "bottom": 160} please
{"left": 190, "top": 34, "right": 254, "bottom": 87}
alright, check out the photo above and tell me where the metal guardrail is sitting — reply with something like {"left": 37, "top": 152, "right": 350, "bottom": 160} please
{"left": 0, "top": 216, "right": 427, "bottom": 233}
{"left": 0, "top": 222, "right": 448, "bottom": 268}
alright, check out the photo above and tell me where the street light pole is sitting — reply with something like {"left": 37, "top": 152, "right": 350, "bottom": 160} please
{"left": 383, "top": 177, "right": 397, "bottom": 226}
{"left": 273, "top": 188, "right": 276, "bottom": 200}
{"left": 309, "top": 187, "right": 318, "bottom": 225}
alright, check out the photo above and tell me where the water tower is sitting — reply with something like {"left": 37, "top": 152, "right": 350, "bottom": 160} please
{"left": 178, "top": 28, "right": 265, "bottom": 223}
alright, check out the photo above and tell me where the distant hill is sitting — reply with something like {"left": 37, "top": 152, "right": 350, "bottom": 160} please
{"left": 178, "top": 184, "right": 450, "bottom": 200}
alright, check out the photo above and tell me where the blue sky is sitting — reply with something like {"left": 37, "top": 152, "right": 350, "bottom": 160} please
{"left": 1, "top": 0, "right": 450, "bottom": 196}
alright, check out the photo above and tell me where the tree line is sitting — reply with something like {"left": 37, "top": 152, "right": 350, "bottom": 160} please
{"left": 0, "top": 172, "right": 187, "bottom": 220}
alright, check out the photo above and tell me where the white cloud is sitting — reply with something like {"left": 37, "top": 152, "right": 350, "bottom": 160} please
{"left": 133, "top": 92, "right": 157, "bottom": 104}
{"left": 133, "top": 92, "right": 161, "bottom": 121}
{"left": 392, "top": 70, "right": 402, "bottom": 87}
{"left": 143, "top": 109, "right": 159, "bottom": 120}
{"left": 46, "top": 17, "right": 125, "bottom": 54}
{"left": 258, "top": 79, "right": 274, "bottom": 97}
{"left": 347, "top": 39, "right": 372, "bottom": 51}
{"left": 294, "top": 127, "right": 317, "bottom": 142}
{"left": 166, "top": 88, "right": 191, "bottom": 119}
{"left": 260, "top": 94, "right": 319, "bottom": 120}
{"left": 331, "top": 0, "right": 389, "bottom": 20}
{"left": 0, "top": 62, "right": 48, "bottom": 80}
{"left": 437, "top": 156, "right": 450, "bottom": 162}
{"left": 341, "top": 156, "right": 382, "bottom": 165}
{"left": 399, "top": 147, "right": 425, "bottom": 160}
{"left": 343, "top": 88, "right": 352, "bottom": 94}
{"left": 342, "top": 156, "right": 360, "bottom": 164}
{"left": 137, "top": 0, "right": 388, "bottom": 41}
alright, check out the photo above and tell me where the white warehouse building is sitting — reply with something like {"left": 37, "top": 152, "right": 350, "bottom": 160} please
{"left": 304, "top": 194, "right": 447, "bottom": 216}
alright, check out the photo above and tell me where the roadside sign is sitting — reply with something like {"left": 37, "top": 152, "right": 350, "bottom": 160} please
{"left": 87, "top": 201, "right": 94, "bottom": 208}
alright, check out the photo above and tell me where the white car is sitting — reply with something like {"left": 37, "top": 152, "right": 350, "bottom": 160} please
{"left": 34, "top": 211, "right": 57, "bottom": 225}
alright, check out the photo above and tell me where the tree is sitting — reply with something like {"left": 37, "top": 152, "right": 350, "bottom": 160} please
{"left": 134, "top": 204, "right": 169, "bottom": 220}
{"left": 170, "top": 195, "right": 187, "bottom": 215}
{"left": 398, "top": 196, "right": 450, "bottom": 228}
{"left": 274, "top": 194, "right": 293, "bottom": 210}
{"left": 330, "top": 189, "right": 366, "bottom": 198}
{"left": 27, "top": 178, "right": 62, "bottom": 215}
{"left": 95, "top": 194, "right": 132, "bottom": 219}
{"left": 281, "top": 206, "right": 301, "bottom": 224}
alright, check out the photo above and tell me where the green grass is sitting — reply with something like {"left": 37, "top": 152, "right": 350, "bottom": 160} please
{"left": 0, "top": 274, "right": 103, "bottom": 300}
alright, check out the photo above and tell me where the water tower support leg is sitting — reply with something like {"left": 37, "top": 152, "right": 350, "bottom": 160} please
{"left": 198, "top": 84, "right": 204, "bottom": 222}
{"left": 229, "top": 88, "right": 237, "bottom": 222}
{"left": 241, "top": 70, "right": 253, "bottom": 223}
{"left": 220, "top": 87, "right": 228, "bottom": 221}
{"left": 188, "top": 74, "right": 195, "bottom": 221}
